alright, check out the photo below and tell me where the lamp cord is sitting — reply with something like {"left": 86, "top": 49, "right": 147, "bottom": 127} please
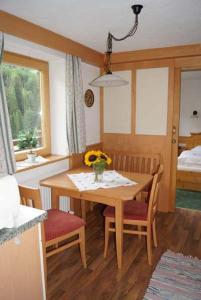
{"left": 104, "top": 4, "right": 143, "bottom": 74}
{"left": 106, "top": 14, "right": 138, "bottom": 53}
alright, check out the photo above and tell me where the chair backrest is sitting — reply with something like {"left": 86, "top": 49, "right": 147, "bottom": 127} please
{"left": 104, "top": 150, "right": 160, "bottom": 175}
{"left": 147, "top": 165, "right": 163, "bottom": 223}
{"left": 18, "top": 185, "right": 42, "bottom": 210}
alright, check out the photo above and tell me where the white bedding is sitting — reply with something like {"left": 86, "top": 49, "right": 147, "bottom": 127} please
{"left": 177, "top": 146, "right": 201, "bottom": 172}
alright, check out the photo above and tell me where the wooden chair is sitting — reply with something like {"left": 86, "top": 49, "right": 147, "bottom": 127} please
{"left": 19, "top": 185, "right": 87, "bottom": 268}
{"left": 103, "top": 165, "right": 163, "bottom": 265}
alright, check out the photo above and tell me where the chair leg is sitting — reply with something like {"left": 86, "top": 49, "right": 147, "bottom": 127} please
{"left": 138, "top": 225, "right": 142, "bottom": 239}
{"left": 104, "top": 217, "right": 110, "bottom": 258}
{"left": 79, "top": 227, "right": 87, "bottom": 268}
{"left": 152, "top": 219, "right": 157, "bottom": 247}
{"left": 146, "top": 227, "right": 152, "bottom": 266}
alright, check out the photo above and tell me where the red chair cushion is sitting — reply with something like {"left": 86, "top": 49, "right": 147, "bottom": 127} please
{"left": 44, "top": 209, "right": 85, "bottom": 241}
{"left": 103, "top": 201, "right": 148, "bottom": 221}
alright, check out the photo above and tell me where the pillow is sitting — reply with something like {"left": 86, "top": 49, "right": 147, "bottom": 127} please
{"left": 191, "top": 145, "right": 201, "bottom": 156}
{"left": 179, "top": 150, "right": 195, "bottom": 159}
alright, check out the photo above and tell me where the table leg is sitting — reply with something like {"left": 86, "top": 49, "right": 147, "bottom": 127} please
{"left": 51, "top": 188, "right": 60, "bottom": 209}
{"left": 81, "top": 200, "right": 86, "bottom": 221}
{"left": 115, "top": 200, "right": 123, "bottom": 269}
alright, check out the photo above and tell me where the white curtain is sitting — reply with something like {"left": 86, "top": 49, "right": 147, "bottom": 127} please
{"left": 0, "top": 33, "right": 16, "bottom": 176}
{"left": 66, "top": 55, "right": 86, "bottom": 154}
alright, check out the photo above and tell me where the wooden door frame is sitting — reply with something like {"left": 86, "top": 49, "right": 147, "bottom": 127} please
{"left": 170, "top": 63, "right": 201, "bottom": 211}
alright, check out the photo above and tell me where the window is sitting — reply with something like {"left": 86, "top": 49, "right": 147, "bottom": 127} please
{"left": 3, "top": 51, "right": 51, "bottom": 161}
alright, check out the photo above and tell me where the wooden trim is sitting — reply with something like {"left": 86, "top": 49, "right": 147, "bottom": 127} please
{"left": 4, "top": 51, "right": 48, "bottom": 70}
{"left": 0, "top": 10, "right": 103, "bottom": 67}
{"left": 175, "top": 56, "right": 201, "bottom": 69}
{"left": 111, "top": 59, "right": 174, "bottom": 71}
{"left": 3, "top": 51, "right": 51, "bottom": 161}
{"left": 131, "top": 69, "right": 136, "bottom": 135}
{"left": 111, "top": 44, "right": 201, "bottom": 64}
{"left": 170, "top": 68, "right": 181, "bottom": 211}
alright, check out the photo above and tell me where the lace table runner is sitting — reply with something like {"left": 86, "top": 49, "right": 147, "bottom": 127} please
{"left": 67, "top": 170, "right": 137, "bottom": 192}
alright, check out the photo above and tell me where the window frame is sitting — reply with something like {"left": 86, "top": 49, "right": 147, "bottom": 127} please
{"left": 3, "top": 51, "right": 51, "bottom": 161}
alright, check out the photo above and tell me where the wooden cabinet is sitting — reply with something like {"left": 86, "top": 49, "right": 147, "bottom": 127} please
{"left": 0, "top": 224, "right": 46, "bottom": 300}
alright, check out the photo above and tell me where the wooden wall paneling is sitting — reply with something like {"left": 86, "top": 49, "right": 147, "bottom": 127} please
{"left": 102, "top": 60, "right": 175, "bottom": 212}
{"left": 0, "top": 11, "right": 103, "bottom": 67}
{"left": 111, "top": 44, "right": 201, "bottom": 64}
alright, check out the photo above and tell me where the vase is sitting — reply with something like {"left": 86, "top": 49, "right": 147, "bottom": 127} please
{"left": 93, "top": 163, "right": 105, "bottom": 182}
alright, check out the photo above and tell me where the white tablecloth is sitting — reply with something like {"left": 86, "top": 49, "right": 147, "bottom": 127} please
{"left": 67, "top": 170, "right": 137, "bottom": 192}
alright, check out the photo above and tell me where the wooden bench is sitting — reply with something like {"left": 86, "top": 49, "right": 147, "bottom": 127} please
{"left": 104, "top": 150, "right": 160, "bottom": 175}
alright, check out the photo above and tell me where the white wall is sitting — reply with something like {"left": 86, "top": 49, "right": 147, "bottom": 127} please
{"left": 136, "top": 68, "right": 169, "bottom": 135}
{"left": 4, "top": 34, "right": 100, "bottom": 153}
{"left": 15, "top": 159, "right": 69, "bottom": 186}
{"left": 103, "top": 71, "right": 132, "bottom": 134}
{"left": 179, "top": 75, "right": 201, "bottom": 136}
{"left": 82, "top": 63, "right": 100, "bottom": 144}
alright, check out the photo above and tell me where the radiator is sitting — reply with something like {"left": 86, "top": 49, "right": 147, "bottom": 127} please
{"left": 40, "top": 186, "right": 70, "bottom": 212}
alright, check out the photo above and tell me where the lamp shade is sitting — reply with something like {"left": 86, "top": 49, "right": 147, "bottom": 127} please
{"left": 89, "top": 73, "right": 128, "bottom": 87}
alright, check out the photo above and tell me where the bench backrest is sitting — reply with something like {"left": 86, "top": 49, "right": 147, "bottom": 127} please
{"left": 104, "top": 150, "right": 160, "bottom": 175}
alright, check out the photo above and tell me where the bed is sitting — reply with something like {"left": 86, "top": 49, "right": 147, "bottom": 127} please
{"left": 177, "top": 133, "right": 201, "bottom": 191}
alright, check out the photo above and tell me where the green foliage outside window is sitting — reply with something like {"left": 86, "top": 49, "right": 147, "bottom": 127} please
{"left": 2, "top": 63, "right": 42, "bottom": 148}
{"left": 17, "top": 129, "right": 38, "bottom": 151}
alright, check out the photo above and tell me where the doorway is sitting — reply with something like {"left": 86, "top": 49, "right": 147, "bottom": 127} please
{"left": 172, "top": 69, "right": 201, "bottom": 211}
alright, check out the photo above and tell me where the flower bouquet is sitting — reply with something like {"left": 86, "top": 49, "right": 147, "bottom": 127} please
{"left": 84, "top": 150, "right": 112, "bottom": 182}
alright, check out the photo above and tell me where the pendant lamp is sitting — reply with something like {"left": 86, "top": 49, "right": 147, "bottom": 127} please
{"left": 89, "top": 4, "right": 143, "bottom": 88}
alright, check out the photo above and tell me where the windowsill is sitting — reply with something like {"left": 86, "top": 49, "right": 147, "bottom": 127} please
{"left": 16, "top": 154, "right": 69, "bottom": 173}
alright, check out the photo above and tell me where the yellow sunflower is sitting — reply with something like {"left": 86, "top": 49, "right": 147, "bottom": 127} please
{"left": 97, "top": 151, "right": 112, "bottom": 165}
{"left": 84, "top": 150, "right": 99, "bottom": 166}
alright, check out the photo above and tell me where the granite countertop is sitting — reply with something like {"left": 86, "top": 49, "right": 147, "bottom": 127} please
{"left": 0, "top": 205, "right": 47, "bottom": 245}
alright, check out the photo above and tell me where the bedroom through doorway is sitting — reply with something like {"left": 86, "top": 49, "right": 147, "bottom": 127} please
{"left": 176, "top": 70, "right": 201, "bottom": 211}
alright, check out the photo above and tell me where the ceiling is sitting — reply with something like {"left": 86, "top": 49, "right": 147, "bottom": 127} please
{"left": 1, "top": 0, "right": 201, "bottom": 53}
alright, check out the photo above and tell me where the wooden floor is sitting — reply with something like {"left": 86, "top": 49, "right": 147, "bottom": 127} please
{"left": 47, "top": 205, "right": 201, "bottom": 300}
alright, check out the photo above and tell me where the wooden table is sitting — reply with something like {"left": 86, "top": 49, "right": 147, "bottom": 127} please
{"left": 40, "top": 167, "right": 153, "bottom": 269}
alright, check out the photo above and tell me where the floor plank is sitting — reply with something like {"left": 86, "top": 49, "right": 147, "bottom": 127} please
{"left": 47, "top": 205, "right": 201, "bottom": 300}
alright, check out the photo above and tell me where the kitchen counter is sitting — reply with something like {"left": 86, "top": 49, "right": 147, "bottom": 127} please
{"left": 0, "top": 205, "right": 47, "bottom": 245}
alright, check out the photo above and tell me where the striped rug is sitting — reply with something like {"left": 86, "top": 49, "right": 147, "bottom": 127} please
{"left": 144, "top": 250, "right": 201, "bottom": 300}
